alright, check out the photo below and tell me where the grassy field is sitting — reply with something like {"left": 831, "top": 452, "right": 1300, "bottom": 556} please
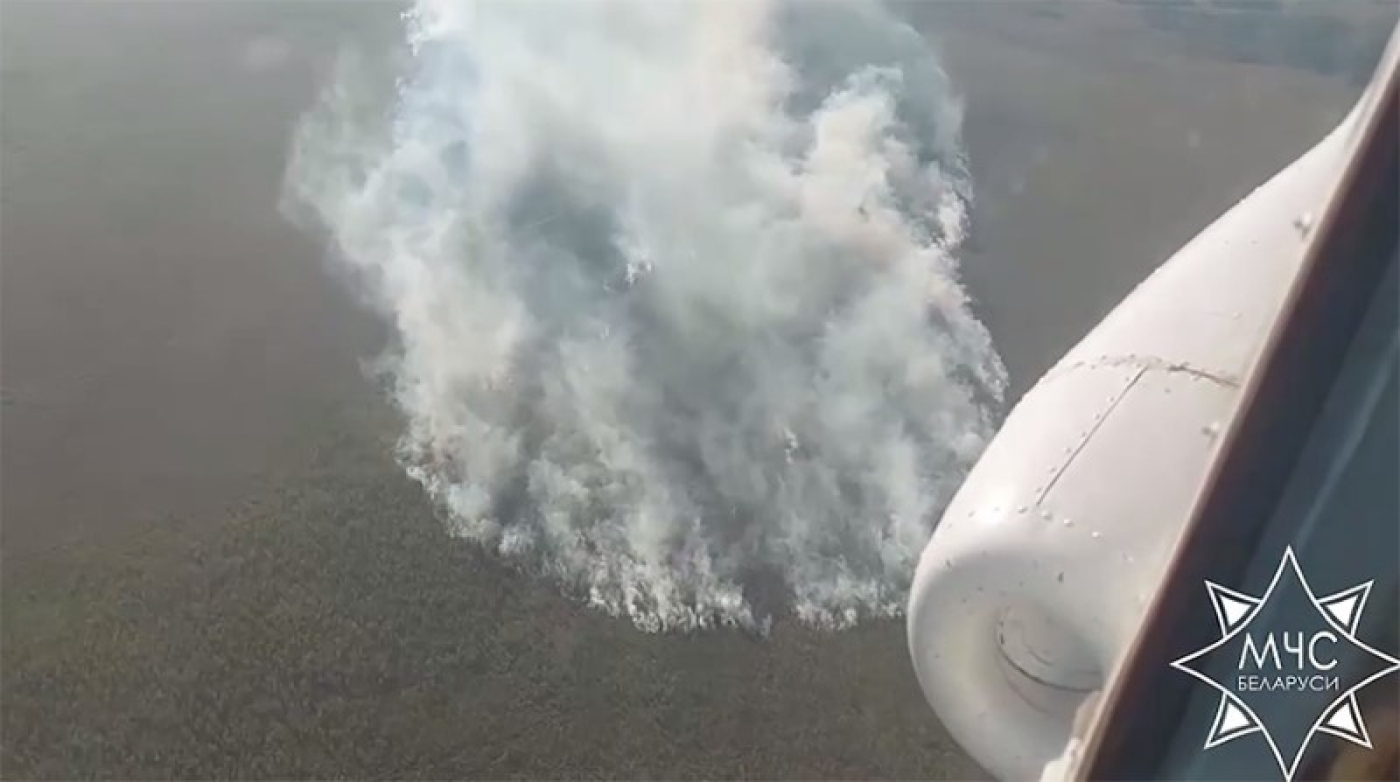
{"left": 2, "top": 1, "right": 1390, "bottom": 778}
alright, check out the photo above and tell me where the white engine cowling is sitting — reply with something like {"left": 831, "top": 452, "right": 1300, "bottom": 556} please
{"left": 906, "top": 106, "right": 1362, "bottom": 780}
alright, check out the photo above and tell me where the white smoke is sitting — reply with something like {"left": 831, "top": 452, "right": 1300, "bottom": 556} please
{"left": 282, "top": 0, "right": 1007, "bottom": 633}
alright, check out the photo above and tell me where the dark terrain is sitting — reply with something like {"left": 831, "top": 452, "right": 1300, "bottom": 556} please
{"left": 2, "top": 1, "right": 1390, "bottom": 778}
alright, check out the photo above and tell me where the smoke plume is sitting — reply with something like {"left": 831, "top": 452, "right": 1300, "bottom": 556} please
{"left": 282, "top": 0, "right": 1006, "bottom": 633}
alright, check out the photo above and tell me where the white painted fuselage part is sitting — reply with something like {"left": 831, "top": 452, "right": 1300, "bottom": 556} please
{"left": 905, "top": 107, "right": 1363, "bottom": 780}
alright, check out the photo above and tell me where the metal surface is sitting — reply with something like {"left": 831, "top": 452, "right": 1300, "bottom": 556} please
{"left": 904, "top": 74, "right": 1367, "bottom": 782}
{"left": 1077, "top": 27, "right": 1400, "bottom": 782}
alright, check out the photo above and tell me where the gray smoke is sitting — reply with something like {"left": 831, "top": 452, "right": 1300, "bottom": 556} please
{"left": 282, "top": 0, "right": 1007, "bottom": 633}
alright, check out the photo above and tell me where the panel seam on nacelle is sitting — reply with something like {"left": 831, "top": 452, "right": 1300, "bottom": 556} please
{"left": 1034, "top": 367, "right": 1147, "bottom": 507}
{"left": 1041, "top": 354, "right": 1241, "bottom": 390}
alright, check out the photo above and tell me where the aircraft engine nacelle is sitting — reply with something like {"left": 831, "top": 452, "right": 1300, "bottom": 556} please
{"left": 906, "top": 109, "right": 1361, "bottom": 780}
